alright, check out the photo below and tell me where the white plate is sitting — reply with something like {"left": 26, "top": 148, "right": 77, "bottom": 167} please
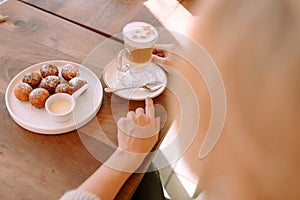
{"left": 102, "top": 61, "right": 167, "bottom": 100}
{"left": 5, "top": 60, "right": 103, "bottom": 134}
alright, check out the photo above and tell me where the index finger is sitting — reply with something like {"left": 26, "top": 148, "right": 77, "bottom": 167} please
{"left": 145, "top": 97, "right": 155, "bottom": 119}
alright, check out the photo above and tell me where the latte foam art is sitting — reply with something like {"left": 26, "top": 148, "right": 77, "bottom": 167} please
{"left": 123, "top": 22, "right": 158, "bottom": 44}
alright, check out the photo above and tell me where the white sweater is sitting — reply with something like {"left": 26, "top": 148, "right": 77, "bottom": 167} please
{"left": 59, "top": 190, "right": 101, "bottom": 200}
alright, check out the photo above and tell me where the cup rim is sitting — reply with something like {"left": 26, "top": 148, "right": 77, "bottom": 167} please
{"left": 122, "top": 21, "right": 158, "bottom": 47}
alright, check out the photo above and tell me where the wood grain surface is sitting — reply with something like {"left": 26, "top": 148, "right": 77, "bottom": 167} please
{"left": 20, "top": 0, "right": 185, "bottom": 36}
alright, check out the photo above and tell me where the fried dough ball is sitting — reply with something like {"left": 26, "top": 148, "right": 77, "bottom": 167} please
{"left": 14, "top": 82, "right": 33, "bottom": 101}
{"left": 40, "top": 63, "right": 59, "bottom": 78}
{"left": 40, "top": 75, "right": 60, "bottom": 94}
{"left": 29, "top": 88, "right": 50, "bottom": 108}
{"left": 69, "top": 77, "right": 87, "bottom": 92}
{"left": 22, "top": 71, "right": 42, "bottom": 88}
{"left": 55, "top": 83, "right": 73, "bottom": 95}
{"left": 61, "top": 63, "right": 79, "bottom": 81}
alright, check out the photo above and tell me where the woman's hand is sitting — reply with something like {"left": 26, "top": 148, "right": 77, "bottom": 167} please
{"left": 152, "top": 44, "right": 177, "bottom": 66}
{"left": 117, "top": 97, "right": 160, "bottom": 153}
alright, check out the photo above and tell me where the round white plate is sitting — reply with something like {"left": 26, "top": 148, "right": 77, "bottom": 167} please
{"left": 102, "top": 61, "right": 167, "bottom": 100}
{"left": 5, "top": 60, "right": 103, "bottom": 134}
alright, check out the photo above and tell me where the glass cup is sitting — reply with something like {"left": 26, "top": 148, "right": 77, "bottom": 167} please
{"left": 117, "top": 21, "right": 158, "bottom": 82}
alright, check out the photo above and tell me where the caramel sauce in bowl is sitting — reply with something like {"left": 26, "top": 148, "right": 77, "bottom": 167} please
{"left": 45, "top": 84, "right": 88, "bottom": 123}
{"left": 45, "top": 93, "right": 75, "bottom": 123}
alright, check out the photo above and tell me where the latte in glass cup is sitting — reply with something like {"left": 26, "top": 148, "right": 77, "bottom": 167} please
{"left": 122, "top": 21, "right": 158, "bottom": 68}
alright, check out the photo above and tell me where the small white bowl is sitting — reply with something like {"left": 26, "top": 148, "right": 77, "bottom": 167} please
{"left": 45, "top": 93, "right": 75, "bottom": 123}
{"left": 45, "top": 84, "right": 89, "bottom": 123}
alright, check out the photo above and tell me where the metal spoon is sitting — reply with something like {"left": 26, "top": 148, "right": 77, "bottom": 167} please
{"left": 104, "top": 81, "right": 163, "bottom": 93}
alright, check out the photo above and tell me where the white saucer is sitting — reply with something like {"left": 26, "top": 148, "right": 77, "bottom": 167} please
{"left": 5, "top": 60, "right": 103, "bottom": 134}
{"left": 102, "top": 61, "right": 167, "bottom": 100}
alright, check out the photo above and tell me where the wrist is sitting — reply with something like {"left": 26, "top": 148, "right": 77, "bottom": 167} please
{"left": 104, "top": 148, "right": 148, "bottom": 173}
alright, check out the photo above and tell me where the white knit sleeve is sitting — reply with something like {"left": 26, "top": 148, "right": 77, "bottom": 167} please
{"left": 59, "top": 190, "right": 101, "bottom": 200}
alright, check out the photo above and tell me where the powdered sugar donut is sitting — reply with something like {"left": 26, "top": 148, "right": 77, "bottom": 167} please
{"left": 40, "top": 75, "right": 60, "bottom": 94}
{"left": 61, "top": 63, "right": 79, "bottom": 81}
{"left": 29, "top": 88, "right": 50, "bottom": 108}
{"left": 40, "top": 63, "right": 59, "bottom": 78}
{"left": 14, "top": 82, "right": 33, "bottom": 101}
{"left": 22, "top": 71, "right": 42, "bottom": 88}
{"left": 69, "top": 77, "right": 87, "bottom": 92}
{"left": 55, "top": 83, "right": 73, "bottom": 95}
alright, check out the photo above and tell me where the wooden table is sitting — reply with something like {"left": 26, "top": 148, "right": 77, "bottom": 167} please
{"left": 3, "top": 1, "right": 297, "bottom": 200}
{"left": 0, "top": 0, "right": 186, "bottom": 199}
{"left": 20, "top": 0, "right": 184, "bottom": 36}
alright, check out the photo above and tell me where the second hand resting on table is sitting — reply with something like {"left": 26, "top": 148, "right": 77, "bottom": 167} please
{"left": 59, "top": 98, "right": 160, "bottom": 200}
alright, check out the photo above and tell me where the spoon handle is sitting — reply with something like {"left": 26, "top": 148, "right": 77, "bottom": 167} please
{"left": 72, "top": 83, "right": 89, "bottom": 99}
{"left": 104, "top": 85, "right": 141, "bottom": 93}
